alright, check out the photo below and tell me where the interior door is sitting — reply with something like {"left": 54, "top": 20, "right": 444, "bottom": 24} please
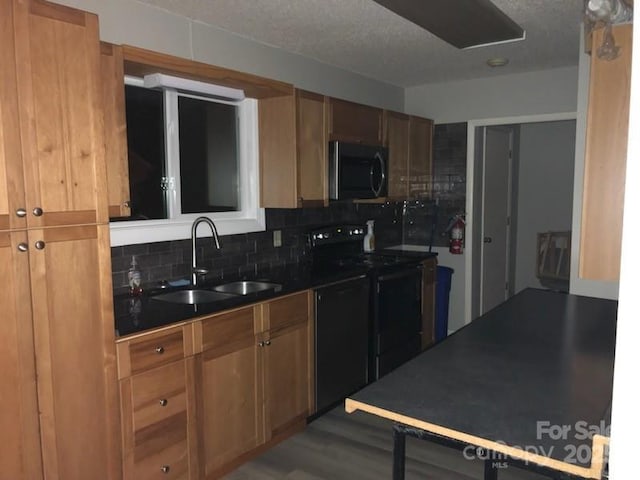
{"left": 481, "top": 126, "right": 512, "bottom": 314}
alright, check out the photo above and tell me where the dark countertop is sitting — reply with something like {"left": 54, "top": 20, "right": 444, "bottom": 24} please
{"left": 114, "top": 251, "right": 437, "bottom": 338}
{"left": 347, "top": 289, "right": 617, "bottom": 470}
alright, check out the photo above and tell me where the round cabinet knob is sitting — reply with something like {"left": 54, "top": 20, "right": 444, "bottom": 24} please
{"left": 17, "top": 243, "right": 28, "bottom": 252}
{"left": 123, "top": 200, "right": 131, "bottom": 208}
{"left": 159, "top": 399, "right": 168, "bottom": 407}
{"left": 155, "top": 346, "right": 164, "bottom": 354}
{"left": 16, "top": 208, "right": 27, "bottom": 218}
{"left": 160, "top": 465, "right": 170, "bottom": 474}
{"left": 258, "top": 341, "right": 265, "bottom": 347}
{"left": 264, "top": 340, "right": 271, "bottom": 346}
{"left": 34, "top": 240, "right": 45, "bottom": 250}
{"left": 32, "top": 207, "right": 43, "bottom": 217}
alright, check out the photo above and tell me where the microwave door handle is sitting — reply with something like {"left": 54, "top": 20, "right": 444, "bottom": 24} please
{"left": 371, "top": 152, "right": 386, "bottom": 197}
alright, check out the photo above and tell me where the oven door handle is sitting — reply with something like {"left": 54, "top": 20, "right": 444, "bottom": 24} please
{"left": 377, "top": 267, "right": 421, "bottom": 283}
{"left": 370, "top": 152, "right": 386, "bottom": 197}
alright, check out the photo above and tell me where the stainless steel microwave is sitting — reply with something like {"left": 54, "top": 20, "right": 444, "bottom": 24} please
{"left": 329, "top": 141, "right": 388, "bottom": 200}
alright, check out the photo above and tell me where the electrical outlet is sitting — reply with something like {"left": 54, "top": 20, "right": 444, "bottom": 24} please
{"left": 273, "top": 230, "right": 282, "bottom": 248}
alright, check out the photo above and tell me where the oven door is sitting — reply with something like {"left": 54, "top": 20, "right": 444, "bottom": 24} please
{"left": 371, "top": 265, "right": 423, "bottom": 380}
{"left": 329, "top": 141, "right": 388, "bottom": 200}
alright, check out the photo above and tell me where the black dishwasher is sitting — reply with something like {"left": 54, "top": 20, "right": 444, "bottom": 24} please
{"left": 315, "top": 275, "right": 370, "bottom": 413}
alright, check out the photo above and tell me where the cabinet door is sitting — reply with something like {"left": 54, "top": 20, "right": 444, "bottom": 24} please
{"left": 421, "top": 258, "right": 437, "bottom": 349}
{"left": 28, "top": 224, "right": 120, "bottom": 480}
{"left": 263, "top": 322, "right": 310, "bottom": 439}
{"left": 385, "top": 111, "right": 410, "bottom": 199}
{"left": 13, "top": 0, "right": 108, "bottom": 228}
{"left": 0, "top": 232, "right": 43, "bottom": 480}
{"left": 196, "top": 308, "right": 264, "bottom": 477}
{"left": 329, "top": 98, "right": 383, "bottom": 145}
{"left": 101, "top": 42, "right": 131, "bottom": 219}
{"left": 296, "top": 90, "right": 327, "bottom": 206}
{"left": 580, "top": 24, "right": 632, "bottom": 281}
{"left": 409, "top": 116, "right": 434, "bottom": 199}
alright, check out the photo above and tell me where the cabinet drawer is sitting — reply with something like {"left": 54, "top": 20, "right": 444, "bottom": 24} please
{"left": 131, "top": 361, "right": 187, "bottom": 431}
{"left": 130, "top": 437, "right": 189, "bottom": 480}
{"left": 128, "top": 330, "right": 185, "bottom": 375}
{"left": 265, "top": 291, "right": 309, "bottom": 331}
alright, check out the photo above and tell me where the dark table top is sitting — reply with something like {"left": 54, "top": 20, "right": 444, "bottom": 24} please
{"left": 346, "top": 289, "right": 617, "bottom": 479}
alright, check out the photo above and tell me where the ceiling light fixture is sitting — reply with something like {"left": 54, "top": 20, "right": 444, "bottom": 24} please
{"left": 143, "top": 73, "right": 246, "bottom": 101}
{"left": 487, "top": 57, "right": 509, "bottom": 68}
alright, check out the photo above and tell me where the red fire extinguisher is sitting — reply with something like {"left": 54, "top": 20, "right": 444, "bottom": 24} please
{"left": 447, "top": 215, "right": 466, "bottom": 254}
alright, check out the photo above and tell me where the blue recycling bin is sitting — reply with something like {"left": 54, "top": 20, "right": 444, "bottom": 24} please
{"left": 435, "top": 266, "right": 454, "bottom": 342}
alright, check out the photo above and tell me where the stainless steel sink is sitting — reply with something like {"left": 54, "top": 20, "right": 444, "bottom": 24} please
{"left": 153, "top": 289, "right": 236, "bottom": 304}
{"left": 213, "top": 281, "right": 281, "bottom": 296}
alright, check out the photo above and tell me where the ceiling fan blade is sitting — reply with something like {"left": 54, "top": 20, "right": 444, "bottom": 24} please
{"left": 372, "top": 0, "right": 525, "bottom": 49}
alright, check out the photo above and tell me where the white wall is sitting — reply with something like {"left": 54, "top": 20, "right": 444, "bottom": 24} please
{"left": 515, "top": 121, "right": 576, "bottom": 293}
{"left": 53, "top": 0, "right": 404, "bottom": 110}
{"left": 405, "top": 67, "right": 579, "bottom": 123}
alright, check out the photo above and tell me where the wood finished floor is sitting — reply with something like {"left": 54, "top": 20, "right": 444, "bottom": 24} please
{"left": 224, "top": 407, "right": 550, "bottom": 480}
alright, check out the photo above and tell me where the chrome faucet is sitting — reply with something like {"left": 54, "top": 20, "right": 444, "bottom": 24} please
{"left": 191, "top": 216, "right": 221, "bottom": 286}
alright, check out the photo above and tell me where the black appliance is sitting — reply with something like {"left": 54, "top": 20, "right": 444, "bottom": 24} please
{"left": 328, "top": 141, "right": 388, "bottom": 200}
{"left": 309, "top": 225, "right": 424, "bottom": 409}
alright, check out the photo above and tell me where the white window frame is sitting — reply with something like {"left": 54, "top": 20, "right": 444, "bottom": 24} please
{"left": 109, "top": 77, "right": 265, "bottom": 247}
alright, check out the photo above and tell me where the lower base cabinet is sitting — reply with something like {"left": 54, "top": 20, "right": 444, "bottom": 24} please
{"left": 422, "top": 257, "right": 437, "bottom": 349}
{"left": 117, "top": 290, "right": 313, "bottom": 480}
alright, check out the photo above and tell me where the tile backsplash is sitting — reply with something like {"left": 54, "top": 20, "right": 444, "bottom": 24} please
{"left": 111, "top": 202, "right": 404, "bottom": 292}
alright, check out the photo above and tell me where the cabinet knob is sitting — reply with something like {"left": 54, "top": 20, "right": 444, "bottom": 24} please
{"left": 124, "top": 200, "right": 131, "bottom": 208}
{"left": 155, "top": 346, "right": 164, "bottom": 354}
{"left": 160, "top": 465, "right": 170, "bottom": 474}
{"left": 264, "top": 340, "right": 271, "bottom": 346}
{"left": 258, "top": 341, "right": 265, "bottom": 347}
{"left": 159, "top": 399, "right": 168, "bottom": 407}
{"left": 16, "top": 208, "right": 27, "bottom": 218}
{"left": 35, "top": 240, "right": 45, "bottom": 250}
{"left": 33, "top": 207, "right": 43, "bottom": 217}
{"left": 17, "top": 243, "right": 28, "bottom": 252}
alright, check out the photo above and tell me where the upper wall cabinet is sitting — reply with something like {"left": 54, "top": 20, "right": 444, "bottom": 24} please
{"left": 100, "top": 42, "right": 131, "bottom": 219}
{"left": 328, "top": 97, "right": 383, "bottom": 145}
{"left": 259, "top": 90, "right": 327, "bottom": 208}
{"left": 580, "top": 23, "right": 632, "bottom": 281}
{"left": 384, "top": 111, "right": 434, "bottom": 200}
{"left": 12, "top": 0, "right": 109, "bottom": 229}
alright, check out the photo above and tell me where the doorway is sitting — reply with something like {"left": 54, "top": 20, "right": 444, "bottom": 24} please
{"left": 469, "top": 118, "right": 576, "bottom": 321}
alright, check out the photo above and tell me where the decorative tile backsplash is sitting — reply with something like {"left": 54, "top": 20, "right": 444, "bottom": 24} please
{"left": 111, "top": 202, "right": 404, "bottom": 291}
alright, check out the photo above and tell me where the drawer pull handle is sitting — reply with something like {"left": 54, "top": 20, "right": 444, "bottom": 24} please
{"left": 161, "top": 465, "right": 170, "bottom": 474}
{"left": 159, "top": 399, "right": 168, "bottom": 407}
{"left": 155, "top": 346, "right": 164, "bottom": 354}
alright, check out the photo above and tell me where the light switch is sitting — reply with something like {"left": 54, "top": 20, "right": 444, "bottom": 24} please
{"left": 273, "top": 230, "right": 282, "bottom": 247}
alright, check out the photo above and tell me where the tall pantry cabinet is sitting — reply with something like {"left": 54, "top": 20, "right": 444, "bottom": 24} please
{"left": 0, "top": 1, "right": 121, "bottom": 479}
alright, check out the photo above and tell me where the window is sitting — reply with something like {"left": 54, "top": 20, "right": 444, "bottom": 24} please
{"left": 110, "top": 77, "right": 264, "bottom": 246}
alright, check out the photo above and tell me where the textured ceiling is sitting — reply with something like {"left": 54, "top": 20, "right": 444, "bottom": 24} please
{"left": 135, "top": 0, "right": 585, "bottom": 87}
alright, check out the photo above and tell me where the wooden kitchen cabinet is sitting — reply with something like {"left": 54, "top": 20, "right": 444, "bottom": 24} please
{"left": 0, "top": 1, "right": 120, "bottom": 480}
{"left": 580, "top": 24, "right": 632, "bottom": 281}
{"left": 421, "top": 257, "right": 437, "bottom": 349}
{"left": 259, "top": 90, "right": 327, "bottom": 208}
{"left": 117, "top": 324, "right": 198, "bottom": 480}
{"left": 328, "top": 97, "right": 384, "bottom": 145}
{"left": 101, "top": 42, "right": 131, "bottom": 219}
{"left": 261, "top": 291, "right": 313, "bottom": 438}
{"left": 384, "top": 111, "right": 410, "bottom": 199}
{"left": 194, "top": 291, "right": 312, "bottom": 478}
{"left": 384, "top": 111, "right": 434, "bottom": 200}
{"left": 408, "top": 116, "right": 434, "bottom": 199}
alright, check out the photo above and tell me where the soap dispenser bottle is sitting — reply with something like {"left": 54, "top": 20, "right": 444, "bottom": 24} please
{"left": 364, "top": 220, "right": 375, "bottom": 252}
{"left": 128, "top": 255, "right": 143, "bottom": 296}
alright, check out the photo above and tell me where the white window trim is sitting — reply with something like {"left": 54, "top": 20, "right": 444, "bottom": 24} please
{"left": 110, "top": 77, "right": 265, "bottom": 247}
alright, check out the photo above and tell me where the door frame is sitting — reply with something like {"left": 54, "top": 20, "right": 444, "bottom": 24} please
{"left": 465, "top": 112, "right": 577, "bottom": 325}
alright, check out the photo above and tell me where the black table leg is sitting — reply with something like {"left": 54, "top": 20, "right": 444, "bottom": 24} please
{"left": 393, "top": 425, "right": 406, "bottom": 480}
{"left": 484, "top": 459, "right": 498, "bottom": 480}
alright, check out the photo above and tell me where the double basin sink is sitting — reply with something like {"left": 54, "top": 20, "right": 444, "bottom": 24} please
{"left": 152, "top": 281, "right": 282, "bottom": 305}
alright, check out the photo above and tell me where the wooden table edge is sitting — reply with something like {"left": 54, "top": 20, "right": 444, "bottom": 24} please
{"left": 345, "top": 398, "right": 608, "bottom": 480}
